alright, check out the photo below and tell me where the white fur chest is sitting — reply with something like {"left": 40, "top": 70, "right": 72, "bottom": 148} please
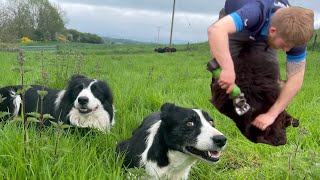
{"left": 143, "top": 151, "right": 197, "bottom": 180}
{"left": 68, "top": 106, "right": 111, "bottom": 132}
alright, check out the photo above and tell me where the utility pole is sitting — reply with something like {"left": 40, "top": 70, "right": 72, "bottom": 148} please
{"left": 169, "top": 0, "right": 176, "bottom": 49}
{"left": 156, "top": 26, "right": 161, "bottom": 44}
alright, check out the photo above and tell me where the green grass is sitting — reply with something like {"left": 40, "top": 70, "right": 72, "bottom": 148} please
{"left": 0, "top": 42, "right": 319, "bottom": 179}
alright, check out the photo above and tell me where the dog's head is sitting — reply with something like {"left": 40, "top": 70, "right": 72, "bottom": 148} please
{"left": 67, "top": 75, "right": 113, "bottom": 114}
{"left": 160, "top": 103, "right": 226, "bottom": 163}
{"left": 59, "top": 75, "right": 114, "bottom": 131}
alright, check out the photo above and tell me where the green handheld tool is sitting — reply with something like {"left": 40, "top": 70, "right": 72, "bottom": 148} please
{"left": 207, "top": 58, "right": 251, "bottom": 116}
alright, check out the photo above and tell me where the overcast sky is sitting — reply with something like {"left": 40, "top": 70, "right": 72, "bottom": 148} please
{"left": 51, "top": 0, "right": 320, "bottom": 44}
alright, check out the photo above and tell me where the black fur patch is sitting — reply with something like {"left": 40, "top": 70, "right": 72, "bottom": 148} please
{"left": 210, "top": 45, "right": 299, "bottom": 146}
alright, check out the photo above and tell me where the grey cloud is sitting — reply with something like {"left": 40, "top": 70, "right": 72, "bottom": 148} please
{"left": 61, "top": 3, "right": 218, "bottom": 43}
{"left": 54, "top": 0, "right": 225, "bottom": 15}
{"left": 54, "top": 0, "right": 320, "bottom": 43}
{"left": 54, "top": 0, "right": 319, "bottom": 15}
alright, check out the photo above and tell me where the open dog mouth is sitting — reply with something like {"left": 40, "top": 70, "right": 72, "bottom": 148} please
{"left": 185, "top": 146, "right": 221, "bottom": 162}
{"left": 77, "top": 106, "right": 98, "bottom": 114}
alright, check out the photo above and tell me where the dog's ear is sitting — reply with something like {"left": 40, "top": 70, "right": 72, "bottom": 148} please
{"left": 288, "top": 114, "right": 299, "bottom": 127}
{"left": 71, "top": 74, "right": 86, "bottom": 80}
{"left": 291, "top": 118, "right": 299, "bottom": 127}
{"left": 283, "top": 111, "right": 299, "bottom": 128}
{"left": 160, "top": 102, "right": 175, "bottom": 121}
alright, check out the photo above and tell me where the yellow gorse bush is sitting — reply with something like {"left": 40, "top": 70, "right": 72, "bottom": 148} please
{"left": 58, "top": 36, "right": 66, "bottom": 42}
{"left": 21, "top": 37, "right": 32, "bottom": 43}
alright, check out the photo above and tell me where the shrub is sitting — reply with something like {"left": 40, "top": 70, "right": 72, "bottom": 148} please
{"left": 58, "top": 36, "right": 67, "bottom": 42}
{"left": 21, "top": 37, "right": 32, "bottom": 43}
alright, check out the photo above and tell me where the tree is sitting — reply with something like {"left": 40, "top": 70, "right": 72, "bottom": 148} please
{"left": 67, "top": 29, "right": 81, "bottom": 42}
{"left": 35, "top": 0, "right": 65, "bottom": 41}
{"left": 66, "top": 29, "right": 104, "bottom": 44}
{"left": 0, "top": 0, "right": 66, "bottom": 42}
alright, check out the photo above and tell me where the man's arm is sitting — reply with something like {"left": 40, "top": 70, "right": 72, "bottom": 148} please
{"left": 207, "top": 15, "right": 237, "bottom": 94}
{"left": 251, "top": 63, "right": 305, "bottom": 130}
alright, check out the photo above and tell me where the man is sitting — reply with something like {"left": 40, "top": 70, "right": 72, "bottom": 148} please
{"left": 207, "top": 0, "right": 314, "bottom": 130}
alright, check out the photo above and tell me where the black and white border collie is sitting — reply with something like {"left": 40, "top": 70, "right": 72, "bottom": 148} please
{"left": 0, "top": 74, "right": 114, "bottom": 132}
{"left": 116, "top": 103, "right": 226, "bottom": 180}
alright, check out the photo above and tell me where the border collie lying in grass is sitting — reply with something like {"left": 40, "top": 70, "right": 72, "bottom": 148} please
{"left": 116, "top": 103, "right": 226, "bottom": 180}
{"left": 0, "top": 74, "right": 114, "bottom": 132}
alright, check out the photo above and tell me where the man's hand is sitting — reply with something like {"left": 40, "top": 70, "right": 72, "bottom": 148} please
{"left": 251, "top": 113, "right": 277, "bottom": 131}
{"left": 251, "top": 68, "right": 305, "bottom": 131}
{"left": 218, "top": 69, "right": 236, "bottom": 94}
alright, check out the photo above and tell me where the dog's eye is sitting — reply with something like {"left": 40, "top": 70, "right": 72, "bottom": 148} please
{"left": 186, "top": 122, "right": 194, "bottom": 127}
{"left": 91, "top": 84, "right": 99, "bottom": 91}
{"left": 208, "top": 120, "right": 214, "bottom": 126}
{"left": 91, "top": 84, "right": 103, "bottom": 93}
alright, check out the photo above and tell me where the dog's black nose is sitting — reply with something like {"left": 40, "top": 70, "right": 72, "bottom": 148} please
{"left": 212, "top": 135, "right": 227, "bottom": 148}
{"left": 78, "top": 96, "right": 89, "bottom": 105}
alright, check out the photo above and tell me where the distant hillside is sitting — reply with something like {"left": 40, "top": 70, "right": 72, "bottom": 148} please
{"left": 102, "top": 37, "right": 152, "bottom": 45}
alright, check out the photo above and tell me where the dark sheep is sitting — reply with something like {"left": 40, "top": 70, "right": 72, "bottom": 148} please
{"left": 154, "top": 47, "right": 176, "bottom": 53}
{"left": 209, "top": 45, "right": 299, "bottom": 146}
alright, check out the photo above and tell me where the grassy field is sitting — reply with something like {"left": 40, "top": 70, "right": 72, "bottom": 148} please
{"left": 0, "top": 42, "right": 319, "bottom": 179}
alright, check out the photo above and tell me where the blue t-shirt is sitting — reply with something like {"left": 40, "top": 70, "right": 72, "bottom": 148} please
{"left": 224, "top": 0, "right": 306, "bottom": 62}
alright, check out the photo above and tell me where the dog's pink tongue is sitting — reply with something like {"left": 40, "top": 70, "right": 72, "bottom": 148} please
{"left": 208, "top": 151, "right": 220, "bottom": 158}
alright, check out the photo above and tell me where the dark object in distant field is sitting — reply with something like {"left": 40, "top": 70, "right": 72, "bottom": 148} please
{"left": 154, "top": 47, "right": 177, "bottom": 53}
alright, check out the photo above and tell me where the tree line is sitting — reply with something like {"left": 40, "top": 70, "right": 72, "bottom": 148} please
{"left": 67, "top": 29, "right": 104, "bottom": 44}
{"left": 0, "top": 0, "right": 104, "bottom": 44}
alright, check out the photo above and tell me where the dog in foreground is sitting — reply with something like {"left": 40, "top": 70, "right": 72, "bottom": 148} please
{"left": 116, "top": 103, "right": 226, "bottom": 180}
{"left": 0, "top": 74, "right": 114, "bottom": 132}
